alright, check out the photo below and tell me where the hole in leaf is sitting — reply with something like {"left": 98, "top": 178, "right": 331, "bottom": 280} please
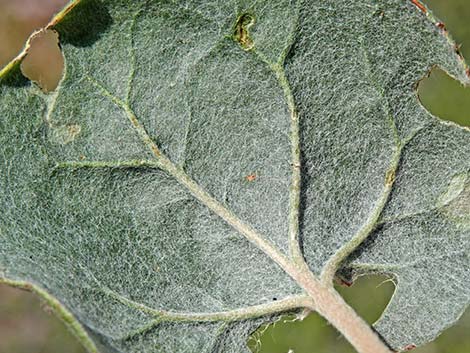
{"left": 20, "top": 29, "right": 64, "bottom": 92}
{"left": 249, "top": 274, "right": 470, "bottom": 353}
{"left": 0, "top": 0, "right": 68, "bottom": 69}
{"left": 248, "top": 275, "right": 395, "bottom": 353}
{"left": 418, "top": 68, "right": 470, "bottom": 128}
{"left": 417, "top": 0, "right": 470, "bottom": 128}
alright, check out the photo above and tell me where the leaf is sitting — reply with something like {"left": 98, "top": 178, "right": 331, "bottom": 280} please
{"left": 0, "top": 0, "right": 469, "bottom": 352}
{"left": 342, "top": 127, "right": 470, "bottom": 349}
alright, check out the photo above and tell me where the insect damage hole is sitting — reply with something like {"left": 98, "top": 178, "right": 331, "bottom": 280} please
{"left": 418, "top": 68, "right": 470, "bottom": 128}
{"left": 234, "top": 13, "right": 255, "bottom": 51}
{"left": 247, "top": 276, "right": 396, "bottom": 353}
{"left": 20, "top": 29, "right": 64, "bottom": 92}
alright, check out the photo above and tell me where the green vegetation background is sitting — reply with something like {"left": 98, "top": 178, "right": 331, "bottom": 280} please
{"left": 0, "top": 1, "right": 469, "bottom": 352}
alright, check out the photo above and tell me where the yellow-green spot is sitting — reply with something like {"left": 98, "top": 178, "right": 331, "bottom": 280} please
{"left": 437, "top": 173, "right": 467, "bottom": 207}
{"left": 438, "top": 173, "right": 470, "bottom": 226}
{"left": 385, "top": 169, "right": 396, "bottom": 186}
{"left": 51, "top": 123, "right": 82, "bottom": 144}
{"left": 234, "top": 13, "right": 255, "bottom": 51}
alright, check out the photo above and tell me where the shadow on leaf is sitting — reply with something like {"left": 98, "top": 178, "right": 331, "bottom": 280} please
{"left": 52, "top": 0, "right": 112, "bottom": 47}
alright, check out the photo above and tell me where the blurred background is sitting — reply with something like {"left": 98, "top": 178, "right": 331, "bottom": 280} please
{"left": 0, "top": 0, "right": 469, "bottom": 352}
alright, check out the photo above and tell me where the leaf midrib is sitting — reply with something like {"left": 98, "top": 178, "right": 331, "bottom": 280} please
{"left": 55, "top": 73, "right": 315, "bottom": 340}
{"left": 36, "top": 0, "right": 460, "bottom": 346}
{"left": 51, "top": 3, "right": 402, "bottom": 321}
{"left": 45, "top": 4, "right": 313, "bottom": 329}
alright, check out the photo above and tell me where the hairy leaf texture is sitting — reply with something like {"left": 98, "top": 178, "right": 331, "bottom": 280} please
{"left": 0, "top": 0, "right": 469, "bottom": 352}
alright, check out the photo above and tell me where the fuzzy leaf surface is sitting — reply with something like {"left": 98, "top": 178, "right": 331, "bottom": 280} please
{"left": 0, "top": 0, "right": 469, "bottom": 352}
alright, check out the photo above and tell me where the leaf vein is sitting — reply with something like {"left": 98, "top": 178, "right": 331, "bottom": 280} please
{"left": 84, "top": 74, "right": 299, "bottom": 283}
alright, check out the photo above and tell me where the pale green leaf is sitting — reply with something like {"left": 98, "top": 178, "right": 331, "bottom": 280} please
{"left": 1, "top": 0, "right": 469, "bottom": 352}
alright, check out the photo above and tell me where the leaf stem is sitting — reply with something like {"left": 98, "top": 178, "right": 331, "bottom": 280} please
{"left": 87, "top": 73, "right": 394, "bottom": 353}
{"left": 0, "top": 2, "right": 463, "bottom": 352}
{"left": 293, "top": 271, "right": 393, "bottom": 353}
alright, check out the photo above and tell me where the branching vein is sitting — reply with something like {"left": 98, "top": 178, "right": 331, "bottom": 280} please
{"left": 126, "top": 8, "right": 142, "bottom": 105}
{"left": 56, "top": 159, "right": 161, "bottom": 170}
{"left": 319, "top": 40, "right": 404, "bottom": 285}
{"left": 84, "top": 74, "right": 297, "bottom": 280}
{"left": 320, "top": 146, "right": 402, "bottom": 285}
{"left": 252, "top": 47, "right": 305, "bottom": 269}
{"left": 100, "top": 284, "right": 314, "bottom": 323}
